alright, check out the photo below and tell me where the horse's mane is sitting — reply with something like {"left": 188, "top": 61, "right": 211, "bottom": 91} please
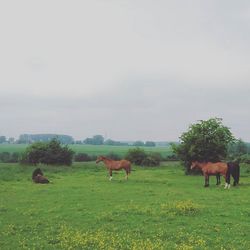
{"left": 100, "top": 156, "right": 112, "bottom": 161}
{"left": 32, "top": 168, "right": 43, "bottom": 180}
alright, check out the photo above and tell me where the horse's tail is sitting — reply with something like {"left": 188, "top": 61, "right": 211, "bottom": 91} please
{"left": 236, "top": 163, "right": 240, "bottom": 184}
{"left": 231, "top": 162, "right": 240, "bottom": 185}
{"left": 128, "top": 161, "right": 132, "bottom": 174}
{"left": 226, "top": 163, "right": 231, "bottom": 185}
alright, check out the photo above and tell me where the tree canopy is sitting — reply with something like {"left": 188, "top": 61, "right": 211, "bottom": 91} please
{"left": 172, "top": 118, "right": 235, "bottom": 172}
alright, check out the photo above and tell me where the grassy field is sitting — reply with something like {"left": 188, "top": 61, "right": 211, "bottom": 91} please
{"left": 0, "top": 162, "right": 250, "bottom": 249}
{"left": 0, "top": 144, "right": 173, "bottom": 157}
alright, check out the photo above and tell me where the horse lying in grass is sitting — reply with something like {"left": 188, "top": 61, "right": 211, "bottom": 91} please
{"left": 191, "top": 161, "right": 240, "bottom": 189}
{"left": 32, "top": 168, "right": 50, "bottom": 184}
{"left": 96, "top": 156, "right": 132, "bottom": 181}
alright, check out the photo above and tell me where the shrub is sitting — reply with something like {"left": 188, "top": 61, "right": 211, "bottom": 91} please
{"left": 142, "top": 152, "right": 162, "bottom": 166}
{"left": 9, "top": 153, "right": 20, "bottom": 163}
{"left": 0, "top": 152, "right": 10, "bottom": 163}
{"left": 165, "top": 154, "right": 179, "bottom": 161}
{"left": 20, "top": 139, "right": 74, "bottom": 166}
{"left": 0, "top": 152, "right": 20, "bottom": 163}
{"left": 126, "top": 148, "right": 161, "bottom": 166}
{"left": 74, "top": 153, "right": 92, "bottom": 162}
{"left": 239, "top": 154, "right": 250, "bottom": 164}
{"left": 104, "top": 152, "right": 121, "bottom": 161}
{"left": 125, "top": 148, "right": 147, "bottom": 165}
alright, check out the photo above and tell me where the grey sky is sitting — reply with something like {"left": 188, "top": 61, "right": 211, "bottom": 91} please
{"left": 1, "top": 0, "right": 250, "bottom": 141}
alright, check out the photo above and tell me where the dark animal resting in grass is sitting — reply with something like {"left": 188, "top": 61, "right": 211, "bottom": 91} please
{"left": 191, "top": 161, "right": 240, "bottom": 189}
{"left": 32, "top": 168, "right": 49, "bottom": 184}
{"left": 96, "top": 156, "right": 132, "bottom": 181}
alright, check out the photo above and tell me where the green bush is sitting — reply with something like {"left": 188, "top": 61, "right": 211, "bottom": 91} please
{"left": 125, "top": 148, "right": 147, "bottom": 165}
{"left": 104, "top": 152, "right": 121, "bottom": 161}
{"left": 20, "top": 139, "right": 74, "bottom": 166}
{"left": 0, "top": 152, "right": 20, "bottom": 163}
{"left": 142, "top": 153, "right": 162, "bottom": 166}
{"left": 239, "top": 154, "right": 250, "bottom": 164}
{"left": 74, "top": 153, "right": 92, "bottom": 162}
{"left": 125, "top": 148, "right": 161, "bottom": 166}
{"left": 165, "top": 154, "right": 179, "bottom": 161}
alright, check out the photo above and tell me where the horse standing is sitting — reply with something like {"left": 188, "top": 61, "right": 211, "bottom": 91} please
{"left": 96, "top": 156, "right": 131, "bottom": 181}
{"left": 190, "top": 161, "right": 239, "bottom": 189}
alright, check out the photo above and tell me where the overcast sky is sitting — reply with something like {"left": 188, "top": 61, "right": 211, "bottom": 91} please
{"left": 1, "top": 0, "right": 250, "bottom": 141}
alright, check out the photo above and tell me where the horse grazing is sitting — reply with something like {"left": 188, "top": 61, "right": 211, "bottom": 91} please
{"left": 96, "top": 156, "right": 131, "bottom": 181}
{"left": 190, "top": 161, "right": 239, "bottom": 189}
{"left": 32, "top": 168, "right": 49, "bottom": 184}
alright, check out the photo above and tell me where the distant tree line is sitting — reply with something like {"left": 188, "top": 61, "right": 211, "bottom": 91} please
{"left": 0, "top": 134, "right": 161, "bottom": 147}
{"left": 0, "top": 136, "right": 15, "bottom": 144}
{"left": 81, "top": 135, "right": 157, "bottom": 147}
{"left": 17, "top": 134, "right": 74, "bottom": 144}
{"left": 227, "top": 139, "right": 250, "bottom": 163}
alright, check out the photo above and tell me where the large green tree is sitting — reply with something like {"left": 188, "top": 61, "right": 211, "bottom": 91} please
{"left": 173, "top": 118, "right": 235, "bottom": 172}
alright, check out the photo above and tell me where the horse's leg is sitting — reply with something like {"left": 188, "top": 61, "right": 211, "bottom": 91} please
{"left": 125, "top": 168, "right": 129, "bottom": 180}
{"left": 224, "top": 175, "right": 230, "bottom": 189}
{"left": 109, "top": 169, "right": 113, "bottom": 181}
{"left": 216, "top": 174, "right": 221, "bottom": 185}
{"left": 204, "top": 174, "right": 209, "bottom": 187}
{"left": 225, "top": 164, "right": 231, "bottom": 189}
{"left": 236, "top": 164, "right": 240, "bottom": 185}
{"left": 232, "top": 171, "right": 237, "bottom": 186}
{"left": 216, "top": 174, "right": 219, "bottom": 185}
{"left": 224, "top": 174, "right": 230, "bottom": 189}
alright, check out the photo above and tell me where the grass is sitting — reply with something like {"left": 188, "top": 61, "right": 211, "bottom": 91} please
{"left": 0, "top": 144, "right": 173, "bottom": 157}
{"left": 0, "top": 162, "right": 250, "bottom": 249}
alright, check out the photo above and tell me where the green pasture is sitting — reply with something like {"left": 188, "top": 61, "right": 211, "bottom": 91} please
{"left": 0, "top": 144, "right": 27, "bottom": 153}
{"left": 0, "top": 144, "right": 173, "bottom": 157}
{"left": 0, "top": 162, "right": 250, "bottom": 249}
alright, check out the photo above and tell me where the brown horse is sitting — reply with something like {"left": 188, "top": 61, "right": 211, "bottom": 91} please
{"left": 32, "top": 168, "right": 49, "bottom": 184}
{"left": 191, "top": 161, "right": 230, "bottom": 188}
{"left": 96, "top": 156, "right": 131, "bottom": 180}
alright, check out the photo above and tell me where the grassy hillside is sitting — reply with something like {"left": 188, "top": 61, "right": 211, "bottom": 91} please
{"left": 0, "top": 144, "right": 173, "bottom": 157}
{"left": 0, "top": 162, "right": 250, "bottom": 249}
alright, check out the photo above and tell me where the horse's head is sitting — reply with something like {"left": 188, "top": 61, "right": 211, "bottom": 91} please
{"left": 32, "top": 168, "right": 43, "bottom": 179}
{"left": 96, "top": 156, "right": 105, "bottom": 164}
{"left": 190, "top": 161, "right": 199, "bottom": 170}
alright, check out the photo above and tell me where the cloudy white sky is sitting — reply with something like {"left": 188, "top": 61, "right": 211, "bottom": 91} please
{"left": 1, "top": 0, "right": 250, "bottom": 141}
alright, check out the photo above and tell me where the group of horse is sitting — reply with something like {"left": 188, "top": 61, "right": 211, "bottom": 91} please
{"left": 31, "top": 156, "right": 131, "bottom": 184}
{"left": 190, "top": 161, "right": 240, "bottom": 189}
{"left": 32, "top": 156, "right": 240, "bottom": 189}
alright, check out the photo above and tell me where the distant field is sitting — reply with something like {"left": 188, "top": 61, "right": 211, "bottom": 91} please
{"left": 0, "top": 144, "right": 173, "bottom": 157}
{"left": 0, "top": 162, "right": 250, "bottom": 249}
